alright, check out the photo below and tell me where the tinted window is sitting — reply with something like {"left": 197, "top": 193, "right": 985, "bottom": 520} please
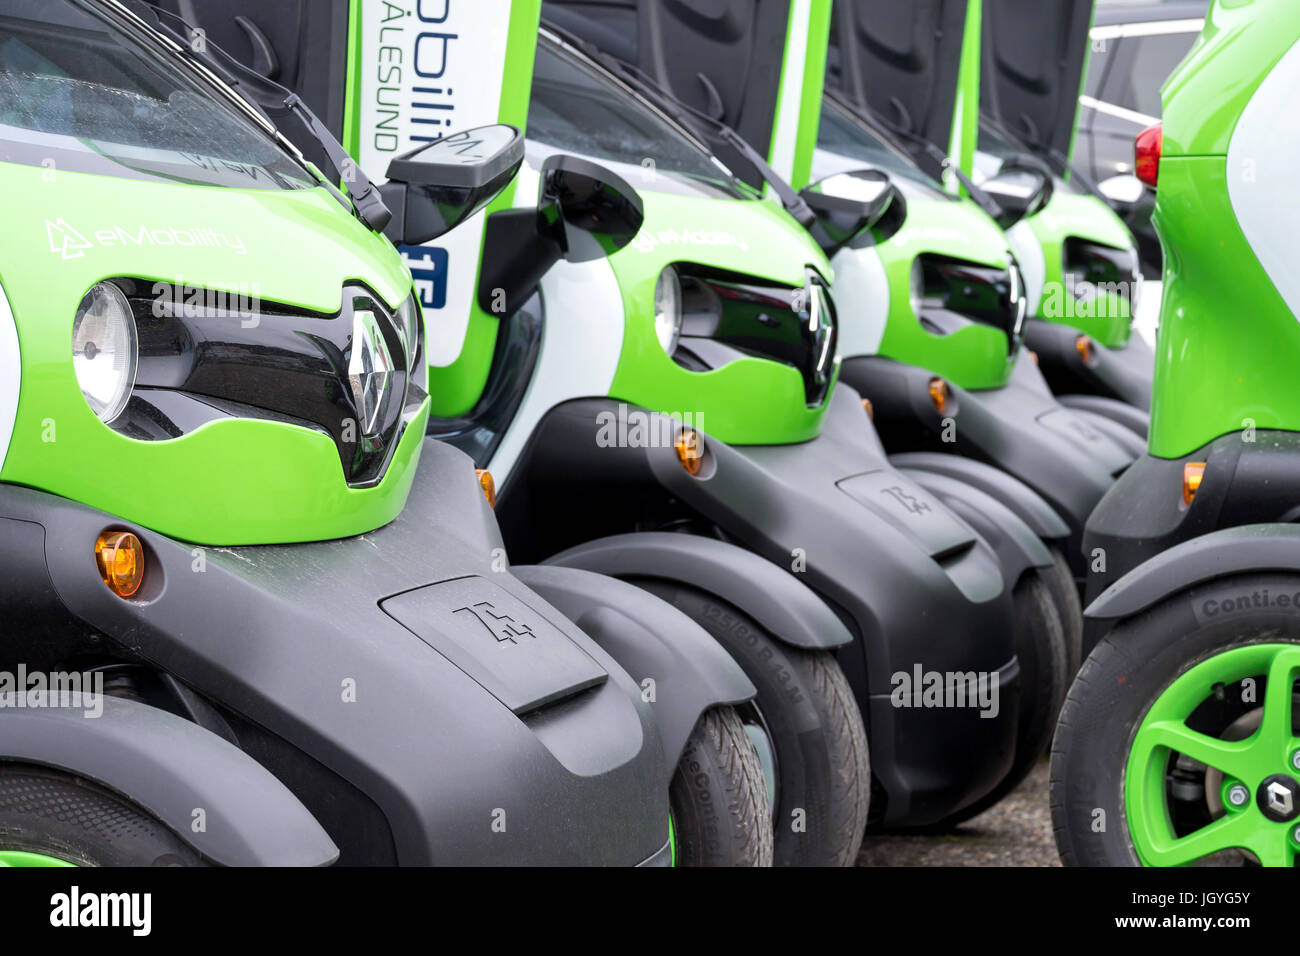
{"left": 0, "top": 0, "right": 314, "bottom": 189}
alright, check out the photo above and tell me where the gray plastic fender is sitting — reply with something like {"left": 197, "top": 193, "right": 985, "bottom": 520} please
{"left": 1056, "top": 402, "right": 1148, "bottom": 459}
{"left": 512, "top": 563, "right": 755, "bottom": 767}
{"left": 896, "top": 468, "right": 1053, "bottom": 582}
{"left": 887, "top": 452, "right": 1070, "bottom": 541}
{"left": 0, "top": 693, "right": 338, "bottom": 867}
{"left": 1087, "top": 524, "right": 1300, "bottom": 620}
{"left": 544, "top": 532, "right": 855, "bottom": 651}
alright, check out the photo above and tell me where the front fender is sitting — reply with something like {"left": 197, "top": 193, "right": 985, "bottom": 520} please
{"left": 0, "top": 694, "right": 337, "bottom": 867}
{"left": 1087, "top": 524, "right": 1300, "bottom": 620}
{"left": 513, "top": 563, "right": 755, "bottom": 768}
{"left": 888, "top": 452, "right": 1069, "bottom": 541}
{"left": 896, "top": 468, "right": 1053, "bottom": 583}
{"left": 545, "top": 533, "right": 854, "bottom": 651}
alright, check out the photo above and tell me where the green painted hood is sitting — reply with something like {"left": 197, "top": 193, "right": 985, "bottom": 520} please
{"left": 0, "top": 161, "right": 422, "bottom": 545}
{"left": 871, "top": 194, "right": 1017, "bottom": 389}
{"left": 608, "top": 189, "right": 836, "bottom": 444}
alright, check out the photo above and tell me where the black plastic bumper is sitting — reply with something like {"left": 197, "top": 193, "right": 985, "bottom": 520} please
{"left": 1022, "top": 318, "right": 1153, "bottom": 409}
{"left": 0, "top": 439, "right": 670, "bottom": 865}
{"left": 843, "top": 352, "right": 1135, "bottom": 577}
{"left": 1083, "top": 429, "right": 1300, "bottom": 649}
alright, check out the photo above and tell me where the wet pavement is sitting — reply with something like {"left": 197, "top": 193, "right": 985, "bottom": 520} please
{"left": 856, "top": 758, "right": 1060, "bottom": 867}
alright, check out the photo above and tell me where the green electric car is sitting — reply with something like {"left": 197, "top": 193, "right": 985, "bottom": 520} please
{"left": 0, "top": 0, "right": 780, "bottom": 867}
{"left": 1052, "top": 0, "right": 1300, "bottom": 867}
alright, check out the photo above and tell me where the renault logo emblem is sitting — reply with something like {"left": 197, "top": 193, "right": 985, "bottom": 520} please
{"left": 348, "top": 308, "right": 395, "bottom": 437}
{"left": 1258, "top": 775, "right": 1300, "bottom": 823}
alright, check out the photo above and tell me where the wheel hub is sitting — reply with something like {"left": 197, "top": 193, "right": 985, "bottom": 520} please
{"left": 1258, "top": 775, "right": 1300, "bottom": 823}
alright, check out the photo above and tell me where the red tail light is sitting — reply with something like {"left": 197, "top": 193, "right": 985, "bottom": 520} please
{"left": 1135, "top": 123, "right": 1162, "bottom": 188}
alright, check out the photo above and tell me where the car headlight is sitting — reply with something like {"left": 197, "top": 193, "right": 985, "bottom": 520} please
{"left": 393, "top": 293, "right": 422, "bottom": 363}
{"left": 72, "top": 282, "right": 137, "bottom": 423}
{"left": 909, "top": 258, "right": 925, "bottom": 316}
{"left": 654, "top": 266, "right": 683, "bottom": 355}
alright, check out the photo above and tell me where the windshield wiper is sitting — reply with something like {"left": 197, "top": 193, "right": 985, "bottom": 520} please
{"left": 544, "top": 22, "right": 815, "bottom": 228}
{"left": 825, "top": 89, "right": 1007, "bottom": 223}
{"left": 127, "top": 1, "right": 391, "bottom": 233}
{"left": 981, "top": 112, "right": 1110, "bottom": 204}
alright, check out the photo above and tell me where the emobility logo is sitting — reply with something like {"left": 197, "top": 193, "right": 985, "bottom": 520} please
{"left": 46, "top": 218, "right": 248, "bottom": 260}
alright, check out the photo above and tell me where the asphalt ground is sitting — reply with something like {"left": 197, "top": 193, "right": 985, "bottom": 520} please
{"left": 856, "top": 758, "right": 1059, "bottom": 866}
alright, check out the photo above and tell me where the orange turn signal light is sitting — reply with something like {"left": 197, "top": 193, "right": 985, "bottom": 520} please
{"left": 1027, "top": 349, "right": 1039, "bottom": 365}
{"left": 861, "top": 397, "right": 874, "bottom": 421}
{"left": 928, "top": 377, "right": 951, "bottom": 415}
{"left": 95, "top": 531, "right": 144, "bottom": 598}
{"left": 1075, "top": 334, "right": 1095, "bottom": 365}
{"left": 675, "top": 428, "right": 704, "bottom": 476}
{"left": 1183, "top": 462, "right": 1206, "bottom": 506}
{"left": 476, "top": 469, "right": 496, "bottom": 509}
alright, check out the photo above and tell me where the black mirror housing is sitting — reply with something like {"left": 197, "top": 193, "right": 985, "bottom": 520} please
{"left": 380, "top": 125, "right": 525, "bottom": 245}
{"left": 800, "top": 169, "right": 905, "bottom": 257}
{"left": 982, "top": 157, "right": 1054, "bottom": 229}
{"left": 536, "top": 154, "right": 644, "bottom": 263}
{"left": 477, "top": 154, "right": 645, "bottom": 314}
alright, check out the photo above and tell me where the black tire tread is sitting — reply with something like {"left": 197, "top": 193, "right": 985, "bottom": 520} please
{"left": 0, "top": 764, "right": 201, "bottom": 867}
{"left": 670, "top": 707, "right": 774, "bottom": 867}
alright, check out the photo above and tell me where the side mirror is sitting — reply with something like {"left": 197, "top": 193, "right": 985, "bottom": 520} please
{"left": 536, "top": 154, "right": 644, "bottom": 262}
{"left": 1098, "top": 174, "right": 1153, "bottom": 222}
{"left": 478, "top": 154, "right": 645, "bottom": 313}
{"left": 982, "top": 158, "right": 1053, "bottom": 228}
{"left": 380, "top": 125, "right": 525, "bottom": 245}
{"left": 800, "top": 169, "right": 905, "bottom": 256}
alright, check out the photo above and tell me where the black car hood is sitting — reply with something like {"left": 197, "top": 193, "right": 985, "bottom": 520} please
{"left": 826, "top": 0, "right": 969, "bottom": 158}
{"left": 980, "top": 0, "right": 1094, "bottom": 160}
{"left": 541, "top": 0, "right": 790, "bottom": 167}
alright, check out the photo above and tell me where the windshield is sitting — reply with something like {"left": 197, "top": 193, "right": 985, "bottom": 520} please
{"left": 528, "top": 35, "right": 748, "bottom": 200}
{"left": 815, "top": 98, "right": 953, "bottom": 202}
{"left": 0, "top": 0, "right": 314, "bottom": 189}
{"left": 976, "top": 119, "right": 1087, "bottom": 196}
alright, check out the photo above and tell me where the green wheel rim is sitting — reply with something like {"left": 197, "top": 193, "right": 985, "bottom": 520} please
{"left": 1125, "top": 643, "right": 1300, "bottom": 867}
{"left": 0, "top": 851, "right": 77, "bottom": 867}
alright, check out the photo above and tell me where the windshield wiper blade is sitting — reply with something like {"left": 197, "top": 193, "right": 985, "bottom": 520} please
{"left": 140, "top": 3, "right": 391, "bottom": 232}
{"left": 826, "top": 90, "right": 1007, "bottom": 222}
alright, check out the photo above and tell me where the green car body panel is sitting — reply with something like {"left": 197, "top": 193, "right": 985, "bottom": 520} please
{"left": 0, "top": 94, "right": 421, "bottom": 549}
{"left": 604, "top": 191, "right": 834, "bottom": 444}
{"left": 867, "top": 195, "right": 1017, "bottom": 389}
{"left": 1149, "top": 0, "right": 1300, "bottom": 459}
{"left": 1025, "top": 191, "right": 1135, "bottom": 348}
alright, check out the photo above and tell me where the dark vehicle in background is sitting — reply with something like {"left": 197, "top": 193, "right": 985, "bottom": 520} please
{"left": 1077, "top": 0, "right": 1207, "bottom": 276}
